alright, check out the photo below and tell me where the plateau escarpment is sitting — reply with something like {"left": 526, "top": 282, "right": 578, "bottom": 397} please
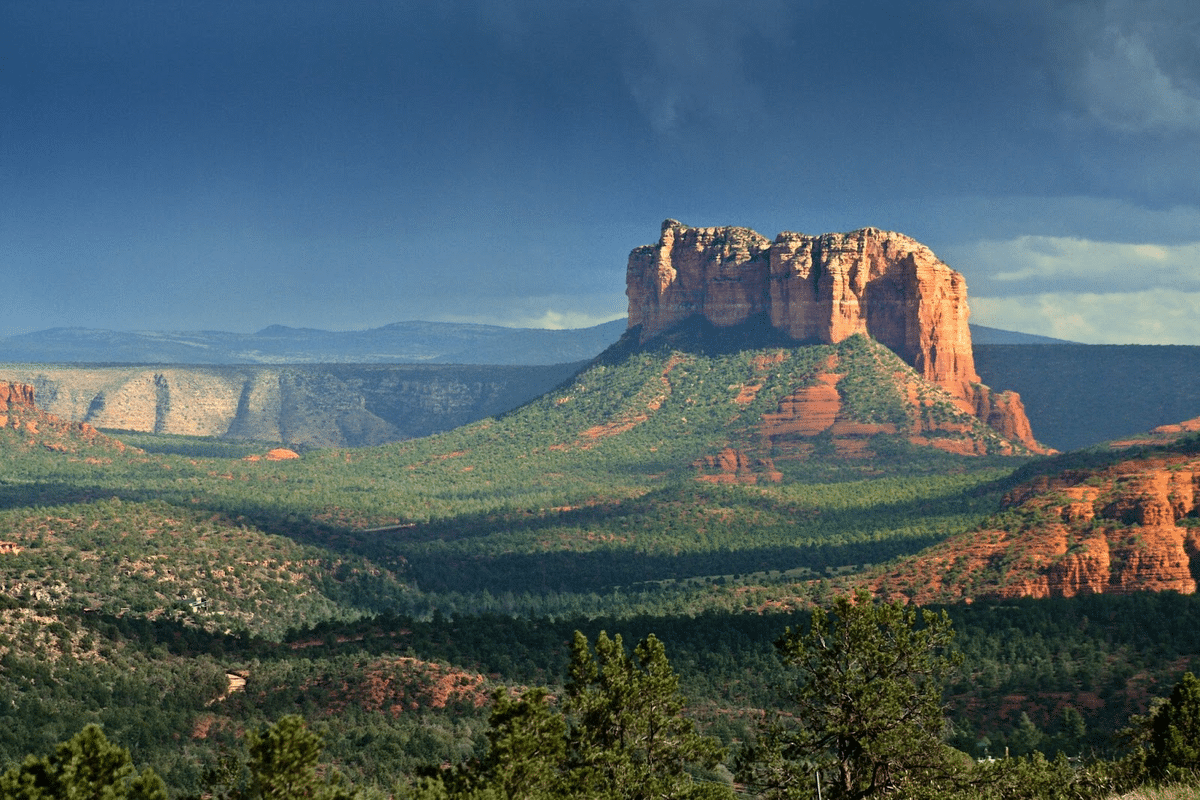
{"left": 627, "top": 220, "right": 1046, "bottom": 452}
{"left": 0, "top": 363, "right": 583, "bottom": 448}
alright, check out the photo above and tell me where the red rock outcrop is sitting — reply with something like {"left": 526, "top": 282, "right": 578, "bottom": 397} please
{"left": 693, "top": 447, "right": 782, "bottom": 484}
{"left": 1153, "top": 417, "right": 1200, "bottom": 435}
{"left": 874, "top": 449, "right": 1200, "bottom": 603}
{"left": 768, "top": 228, "right": 977, "bottom": 401}
{"left": 972, "top": 385, "right": 1037, "bottom": 447}
{"left": 626, "top": 220, "right": 1048, "bottom": 452}
{"left": 0, "top": 381, "right": 127, "bottom": 453}
{"left": 0, "top": 383, "right": 36, "bottom": 408}
{"left": 751, "top": 349, "right": 1021, "bottom": 460}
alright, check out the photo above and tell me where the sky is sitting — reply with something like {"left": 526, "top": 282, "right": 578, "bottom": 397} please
{"left": 3, "top": 0, "right": 1199, "bottom": 344}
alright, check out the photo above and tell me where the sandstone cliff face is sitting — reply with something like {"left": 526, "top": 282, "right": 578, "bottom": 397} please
{"left": 0, "top": 383, "right": 36, "bottom": 408}
{"left": 876, "top": 448, "right": 1200, "bottom": 603}
{"left": 627, "top": 220, "right": 1046, "bottom": 452}
{"left": 627, "top": 222, "right": 774, "bottom": 333}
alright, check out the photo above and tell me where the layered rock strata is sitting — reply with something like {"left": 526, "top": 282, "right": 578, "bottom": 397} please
{"left": 0, "top": 383, "right": 36, "bottom": 409}
{"left": 875, "top": 447, "right": 1200, "bottom": 602}
{"left": 0, "top": 363, "right": 581, "bottom": 448}
{"left": 627, "top": 220, "right": 1044, "bottom": 451}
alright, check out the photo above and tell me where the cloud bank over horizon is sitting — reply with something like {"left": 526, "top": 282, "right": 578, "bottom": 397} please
{"left": 2, "top": 0, "right": 1198, "bottom": 344}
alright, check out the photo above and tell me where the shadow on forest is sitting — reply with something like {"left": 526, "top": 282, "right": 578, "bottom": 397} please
{"left": 402, "top": 536, "right": 945, "bottom": 594}
{"left": 365, "top": 476, "right": 1006, "bottom": 548}
{"left": 0, "top": 481, "right": 127, "bottom": 511}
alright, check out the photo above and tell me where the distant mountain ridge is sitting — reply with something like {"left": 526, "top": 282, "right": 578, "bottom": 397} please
{"left": 0, "top": 319, "right": 628, "bottom": 365}
{"left": 968, "top": 325, "right": 1075, "bottom": 345}
{"left": 9, "top": 316, "right": 1200, "bottom": 453}
{"left": 1, "top": 318, "right": 1064, "bottom": 365}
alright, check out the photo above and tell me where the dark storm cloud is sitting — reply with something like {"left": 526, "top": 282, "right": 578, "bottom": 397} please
{"left": 2, "top": 1, "right": 1197, "bottom": 341}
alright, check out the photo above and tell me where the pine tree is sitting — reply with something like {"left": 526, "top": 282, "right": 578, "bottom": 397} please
{"left": 739, "top": 590, "right": 961, "bottom": 800}
{"left": 421, "top": 631, "right": 731, "bottom": 800}
{"left": 1146, "top": 671, "right": 1200, "bottom": 779}
{"left": 0, "top": 724, "right": 167, "bottom": 800}
{"left": 564, "top": 630, "right": 730, "bottom": 800}
{"left": 480, "top": 687, "right": 568, "bottom": 799}
{"left": 209, "top": 715, "right": 359, "bottom": 800}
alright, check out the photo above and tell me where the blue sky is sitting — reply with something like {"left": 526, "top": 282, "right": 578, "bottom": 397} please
{"left": 3, "top": 0, "right": 1199, "bottom": 343}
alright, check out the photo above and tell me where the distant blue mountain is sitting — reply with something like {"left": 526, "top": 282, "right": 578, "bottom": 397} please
{"left": 0, "top": 319, "right": 629, "bottom": 365}
{"left": 968, "top": 324, "right": 1076, "bottom": 345}
{"left": 0, "top": 319, "right": 1069, "bottom": 365}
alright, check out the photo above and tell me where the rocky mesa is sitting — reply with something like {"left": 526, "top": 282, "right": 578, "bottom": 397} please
{"left": 627, "top": 220, "right": 1046, "bottom": 452}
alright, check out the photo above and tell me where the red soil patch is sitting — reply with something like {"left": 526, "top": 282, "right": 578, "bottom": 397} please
{"left": 734, "top": 384, "right": 762, "bottom": 406}
{"left": 761, "top": 372, "right": 843, "bottom": 439}
{"left": 355, "top": 657, "right": 491, "bottom": 716}
{"left": 694, "top": 447, "right": 782, "bottom": 484}
{"left": 751, "top": 351, "right": 788, "bottom": 370}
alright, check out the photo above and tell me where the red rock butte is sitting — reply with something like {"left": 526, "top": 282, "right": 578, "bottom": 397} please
{"left": 626, "top": 220, "right": 1047, "bottom": 453}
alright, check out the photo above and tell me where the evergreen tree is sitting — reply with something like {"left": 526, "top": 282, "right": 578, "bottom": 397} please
{"left": 1009, "top": 712, "right": 1045, "bottom": 757}
{"left": 0, "top": 724, "right": 167, "bottom": 800}
{"left": 739, "top": 590, "right": 961, "bottom": 800}
{"left": 420, "top": 631, "right": 730, "bottom": 800}
{"left": 477, "top": 687, "right": 568, "bottom": 799}
{"left": 207, "top": 715, "right": 359, "bottom": 800}
{"left": 563, "top": 630, "right": 730, "bottom": 800}
{"left": 1146, "top": 671, "right": 1200, "bottom": 779}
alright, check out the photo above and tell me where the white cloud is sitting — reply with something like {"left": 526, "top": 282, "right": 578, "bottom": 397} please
{"left": 971, "top": 289, "right": 1200, "bottom": 345}
{"left": 956, "top": 233, "right": 1200, "bottom": 343}
{"left": 514, "top": 310, "right": 628, "bottom": 330}
{"left": 954, "top": 235, "right": 1200, "bottom": 295}
{"left": 430, "top": 294, "right": 629, "bottom": 330}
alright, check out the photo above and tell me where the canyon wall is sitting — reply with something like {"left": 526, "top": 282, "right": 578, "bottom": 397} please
{"left": 0, "top": 363, "right": 581, "bottom": 448}
{"left": 627, "top": 220, "right": 1043, "bottom": 450}
{"left": 0, "top": 382, "right": 36, "bottom": 409}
